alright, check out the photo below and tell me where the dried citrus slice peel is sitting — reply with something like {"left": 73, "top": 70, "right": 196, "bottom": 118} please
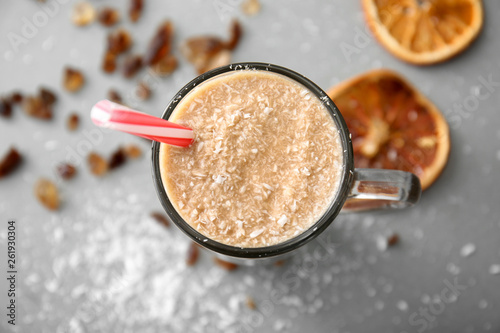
{"left": 362, "top": 0, "right": 484, "bottom": 65}
{"left": 328, "top": 69, "right": 450, "bottom": 190}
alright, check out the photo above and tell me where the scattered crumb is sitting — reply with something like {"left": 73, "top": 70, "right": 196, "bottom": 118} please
{"left": 186, "top": 242, "right": 199, "bottom": 266}
{"left": 181, "top": 20, "right": 242, "bottom": 74}
{"left": 23, "top": 96, "right": 51, "bottom": 119}
{"left": 63, "top": 67, "right": 85, "bottom": 92}
{"left": 11, "top": 92, "right": 23, "bottom": 104}
{"left": 124, "top": 144, "right": 142, "bottom": 159}
{"left": 488, "top": 264, "right": 500, "bottom": 275}
{"left": 135, "top": 82, "right": 151, "bottom": 101}
{"left": 246, "top": 296, "right": 256, "bottom": 310}
{"left": 151, "top": 54, "right": 178, "bottom": 76}
{"left": 376, "top": 232, "right": 399, "bottom": 251}
{"left": 108, "top": 89, "right": 122, "bottom": 103}
{"left": 122, "top": 54, "right": 143, "bottom": 78}
{"left": 103, "top": 29, "right": 133, "bottom": 73}
{"left": 72, "top": 2, "right": 96, "bottom": 26}
{"left": 34, "top": 178, "right": 60, "bottom": 210}
{"left": 98, "top": 7, "right": 120, "bottom": 27}
{"left": 67, "top": 113, "right": 80, "bottom": 131}
{"left": 108, "top": 29, "right": 133, "bottom": 55}
{"left": 0, "top": 98, "right": 12, "bottom": 118}
{"left": 226, "top": 20, "right": 242, "bottom": 51}
{"left": 0, "top": 148, "right": 22, "bottom": 178}
{"left": 102, "top": 51, "right": 117, "bottom": 73}
{"left": 144, "top": 21, "right": 174, "bottom": 66}
{"left": 387, "top": 233, "right": 399, "bottom": 247}
{"left": 274, "top": 260, "right": 286, "bottom": 267}
{"left": 108, "top": 147, "right": 127, "bottom": 170}
{"left": 446, "top": 262, "right": 461, "bottom": 275}
{"left": 214, "top": 257, "right": 238, "bottom": 271}
{"left": 23, "top": 87, "right": 57, "bottom": 120}
{"left": 57, "top": 163, "right": 77, "bottom": 180}
{"left": 460, "top": 243, "right": 476, "bottom": 257}
{"left": 150, "top": 212, "right": 170, "bottom": 228}
{"left": 396, "top": 300, "right": 408, "bottom": 312}
{"left": 40, "top": 88, "right": 57, "bottom": 105}
{"left": 242, "top": 0, "right": 261, "bottom": 16}
{"left": 129, "top": 0, "right": 143, "bottom": 22}
{"left": 204, "top": 50, "right": 232, "bottom": 73}
{"left": 87, "top": 152, "right": 108, "bottom": 176}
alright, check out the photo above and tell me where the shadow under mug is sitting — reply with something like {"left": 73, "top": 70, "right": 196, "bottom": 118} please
{"left": 151, "top": 63, "right": 421, "bottom": 263}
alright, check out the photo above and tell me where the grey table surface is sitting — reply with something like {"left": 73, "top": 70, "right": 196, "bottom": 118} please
{"left": 1, "top": 0, "right": 499, "bottom": 332}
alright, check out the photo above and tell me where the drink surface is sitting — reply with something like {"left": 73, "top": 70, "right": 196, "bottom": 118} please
{"left": 160, "top": 70, "right": 343, "bottom": 248}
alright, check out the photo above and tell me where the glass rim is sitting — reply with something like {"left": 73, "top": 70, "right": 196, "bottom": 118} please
{"left": 151, "top": 62, "right": 354, "bottom": 259}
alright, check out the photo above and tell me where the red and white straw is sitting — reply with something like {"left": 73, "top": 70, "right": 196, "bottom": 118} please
{"left": 91, "top": 100, "right": 194, "bottom": 147}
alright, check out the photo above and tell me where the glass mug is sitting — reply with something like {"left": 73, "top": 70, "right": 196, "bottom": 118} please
{"left": 151, "top": 63, "right": 421, "bottom": 264}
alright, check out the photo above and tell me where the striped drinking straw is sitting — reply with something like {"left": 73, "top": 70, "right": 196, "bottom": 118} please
{"left": 91, "top": 100, "right": 194, "bottom": 147}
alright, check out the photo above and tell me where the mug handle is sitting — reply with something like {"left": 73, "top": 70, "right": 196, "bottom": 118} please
{"left": 342, "top": 169, "right": 422, "bottom": 212}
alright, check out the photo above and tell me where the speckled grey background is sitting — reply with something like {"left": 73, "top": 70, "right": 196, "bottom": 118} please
{"left": 1, "top": 0, "right": 499, "bottom": 332}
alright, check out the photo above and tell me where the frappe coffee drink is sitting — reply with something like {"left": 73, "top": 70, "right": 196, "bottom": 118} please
{"left": 159, "top": 70, "right": 343, "bottom": 247}
{"left": 151, "top": 63, "right": 421, "bottom": 259}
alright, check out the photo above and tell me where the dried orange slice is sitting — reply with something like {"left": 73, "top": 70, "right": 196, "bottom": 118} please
{"left": 362, "top": 0, "right": 483, "bottom": 65}
{"left": 328, "top": 69, "right": 450, "bottom": 190}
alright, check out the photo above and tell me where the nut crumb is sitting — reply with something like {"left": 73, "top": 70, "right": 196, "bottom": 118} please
{"left": 242, "top": 0, "right": 261, "bottom": 16}
{"left": 40, "top": 87, "right": 57, "bottom": 106}
{"left": 0, "top": 148, "right": 22, "bottom": 178}
{"left": 226, "top": 20, "right": 242, "bottom": 50}
{"left": 274, "top": 260, "right": 286, "bottom": 267}
{"left": 23, "top": 96, "right": 52, "bottom": 120}
{"left": 214, "top": 258, "right": 238, "bottom": 271}
{"left": 387, "top": 233, "right": 399, "bottom": 247}
{"left": 57, "top": 163, "right": 77, "bottom": 180}
{"left": 102, "top": 51, "right": 117, "bottom": 73}
{"left": 21, "top": 87, "right": 57, "bottom": 120}
{"left": 11, "top": 92, "right": 23, "bottom": 104}
{"left": 124, "top": 144, "right": 142, "bottom": 159}
{"left": 63, "top": 67, "right": 85, "bottom": 92}
{"left": 246, "top": 296, "right": 257, "bottom": 310}
{"left": 107, "top": 29, "right": 133, "bottom": 55}
{"left": 129, "top": 0, "right": 143, "bottom": 22}
{"left": 151, "top": 212, "right": 170, "bottom": 228}
{"left": 67, "top": 113, "right": 80, "bottom": 131}
{"left": 122, "top": 54, "right": 143, "bottom": 78}
{"left": 377, "top": 232, "right": 399, "bottom": 251}
{"left": 181, "top": 20, "right": 241, "bottom": 74}
{"left": 151, "top": 54, "right": 178, "bottom": 76}
{"left": 103, "top": 29, "right": 133, "bottom": 73}
{"left": 144, "top": 21, "right": 173, "bottom": 66}
{"left": 98, "top": 7, "right": 120, "bottom": 27}
{"left": 87, "top": 152, "right": 108, "bottom": 176}
{"left": 135, "top": 82, "right": 151, "bottom": 101}
{"left": 186, "top": 242, "right": 200, "bottom": 266}
{"left": 0, "top": 98, "right": 12, "bottom": 118}
{"left": 34, "top": 178, "right": 60, "bottom": 211}
{"left": 108, "top": 89, "right": 122, "bottom": 103}
{"left": 108, "top": 147, "right": 127, "bottom": 170}
{"left": 72, "top": 2, "right": 96, "bottom": 26}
